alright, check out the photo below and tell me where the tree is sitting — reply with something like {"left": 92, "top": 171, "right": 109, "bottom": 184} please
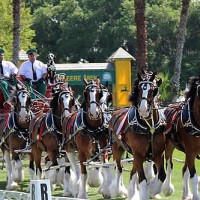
{"left": 171, "top": 0, "right": 191, "bottom": 101}
{"left": 12, "top": 0, "right": 21, "bottom": 66}
{"left": 134, "top": 0, "right": 148, "bottom": 72}
{"left": 0, "top": 0, "right": 35, "bottom": 61}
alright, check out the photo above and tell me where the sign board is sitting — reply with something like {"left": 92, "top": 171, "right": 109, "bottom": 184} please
{"left": 30, "top": 179, "right": 52, "bottom": 200}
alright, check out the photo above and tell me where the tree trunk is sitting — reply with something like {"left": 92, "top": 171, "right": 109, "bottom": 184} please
{"left": 171, "top": 0, "right": 190, "bottom": 102}
{"left": 134, "top": 0, "right": 148, "bottom": 72}
{"left": 12, "top": 0, "right": 21, "bottom": 66}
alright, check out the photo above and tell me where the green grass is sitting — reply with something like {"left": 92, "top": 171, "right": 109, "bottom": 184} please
{"left": 0, "top": 150, "right": 198, "bottom": 200}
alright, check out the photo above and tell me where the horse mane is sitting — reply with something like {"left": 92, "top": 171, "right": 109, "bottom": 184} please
{"left": 9, "top": 86, "right": 26, "bottom": 103}
{"left": 50, "top": 92, "right": 60, "bottom": 109}
{"left": 184, "top": 76, "right": 199, "bottom": 100}
{"left": 128, "top": 79, "right": 139, "bottom": 105}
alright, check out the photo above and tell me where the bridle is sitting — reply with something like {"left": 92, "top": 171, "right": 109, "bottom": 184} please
{"left": 84, "top": 84, "right": 102, "bottom": 119}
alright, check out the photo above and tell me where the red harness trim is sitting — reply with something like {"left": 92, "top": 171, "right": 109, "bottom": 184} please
{"left": 39, "top": 122, "right": 46, "bottom": 141}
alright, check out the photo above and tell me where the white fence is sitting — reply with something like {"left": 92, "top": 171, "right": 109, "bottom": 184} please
{"left": 0, "top": 190, "right": 79, "bottom": 200}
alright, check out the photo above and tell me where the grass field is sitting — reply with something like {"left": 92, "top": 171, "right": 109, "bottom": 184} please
{"left": 0, "top": 150, "right": 197, "bottom": 200}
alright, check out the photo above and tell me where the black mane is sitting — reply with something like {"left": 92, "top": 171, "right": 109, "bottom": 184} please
{"left": 185, "top": 76, "right": 199, "bottom": 100}
{"left": 50, "top": 92, "right": 60, "bottom": 109}
{"left": 128, "top": 79, "right": 139, "bottom": 105}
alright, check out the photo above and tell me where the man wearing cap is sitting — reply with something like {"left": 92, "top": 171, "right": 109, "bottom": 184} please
{"left": 0, "top": 48, "right": 18, "bottom": 108}
{"left": 18, "top": 49, "right": 47, "bottom": 99}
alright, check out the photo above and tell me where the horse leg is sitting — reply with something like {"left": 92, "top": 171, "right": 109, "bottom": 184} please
{"left": 134, "top": 154, "right": 149, "bottom": 200}
{"left": 32, "top": 145, "right": 42, "bottom": 179}
{"left": 186, "top": 152, "right": 200, "bottom": 200}
{"left": 87, "top": 142, "right": 103, "bottom": 188}
{"left": 106, "top": 144, "right": 127, "bottom": 198}
{"left": 162, "top": 140, "right": 175, "bottom": 196}
{"left": 128, "top": 160, "right": 139, "bottom": 200}
{"left": 182, "top": 163, "right": 192, "bottom": 200}
{"left": 148, "top": 154, "right": 166, "bottom": 198}
{"left": 78, "top": 151, "right": 88, "bottom": 199}
{"left": 46, "top": 148, "right": 59, "bottom": 190}
{"left": 143, "top": 161, "right": 155, "bottom": 182}
{"left": 3, "top": 150, "right": 19, "bottom": 190}
{"left": 11, "top": 152, "right": 24, "bottom": 183}
{"left": 65, "top": 150, "right": 80, "bottom": 197}
{"left": 26, "top": 153, "right": 35, "bottom": 192}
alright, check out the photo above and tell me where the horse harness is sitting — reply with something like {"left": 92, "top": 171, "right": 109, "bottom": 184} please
{"left": 63, "top": 109, "right": 107, "bottom": 149}
{"left": 165, "top": 98, "right": 200, "bottom": 153}
{"left": 30, "top": 111, "right": 63, "bottom": 151}
{"left": 0, "top": 112, "right": 31, "bottom": 149}
{"left": 111, "top": 106, "right": 166, "bottom": 160}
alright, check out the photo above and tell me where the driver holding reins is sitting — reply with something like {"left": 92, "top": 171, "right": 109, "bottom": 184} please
{"left": 18, "top": 48, "right": 47, "bottom": 99}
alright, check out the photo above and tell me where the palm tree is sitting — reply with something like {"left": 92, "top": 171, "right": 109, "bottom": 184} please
{"left": 12, "top": 0, "right": 21, "bottom": 66}
{"left": 134, "top": 0, "right": 148, "bottom": 72}
{"left": 171, "top": 0, "right": 191, "bottom": 102}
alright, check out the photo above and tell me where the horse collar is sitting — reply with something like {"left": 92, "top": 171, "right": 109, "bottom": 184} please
{"left": 128, "top": 106, "right": 165, "bottom": 135}
{"left": 181, "top": 99, "right": 200, "bottom": 136}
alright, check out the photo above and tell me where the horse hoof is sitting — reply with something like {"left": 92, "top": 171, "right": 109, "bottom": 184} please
{"left": 162, "top": 184, "right": 174, "bottom": 196}
{"left": 63, "top": 191, "right": 72, "bottom": 197}
{"left": 183, "top": 197, "right": 192, "bottom": 200}
{"left": 6, "top": 182, "right": 19, "bottom": 191}
{"left": 150, "top": 194, "right": 162, "bottom": 199}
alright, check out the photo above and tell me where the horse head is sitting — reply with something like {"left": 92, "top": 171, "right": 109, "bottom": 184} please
{"left": 51, "top": 83, "right": 75, "bottom": 118}
{"left": 134, "top": 70, "right": 162, "bottom": 118}
{"left": 11, "top": 85, "right": 32, "bottom": 123}
{"left": 184, "top": 76, "right": 200, "bottom": 107}
{"left": 83, "top": 77, "right": 103, "bottom": 119}
{"left": 100, "top": 81, "right": 112, "bottom": 112}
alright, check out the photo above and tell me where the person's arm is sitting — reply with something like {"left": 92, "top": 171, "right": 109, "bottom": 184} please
{"left": 18, "top": 63, "right": 29, "bottom": 81}
{"left": 9, "top": 62, "right": 18, "bottom": 75}
{"left": 41, "top": 61, "right": 47, "bottom": 80}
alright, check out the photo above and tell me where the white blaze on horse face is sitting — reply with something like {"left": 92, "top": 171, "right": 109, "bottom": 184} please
{"left": 18, "top": 92, "right": 29, "bottom": 122}
{"left": 89, "top": 89, "right": 98, "bottom": 118}
{"left": 61, "top": 93, "right": 71, "bottom": 117}
{"left": 138, "top": 83, "right": 151, "bottom": 118}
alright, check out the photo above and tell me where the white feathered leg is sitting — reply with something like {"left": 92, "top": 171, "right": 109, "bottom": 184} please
{"left": 190, "top": 173, "right": 200, "bottom": 200}
{"left": 4, "top": 150, "right": 19, "bottom": 190}
{"left": 109, "top": 168, "right": 127, "bottom": 198}
{"left": 128, "top": 173, "right": 139, "bottom": 200}
{"left": 182, "top": 167, "right": 192, "bottom": 200}
{"left": 162, "top": 159, "right": 174, "bottom": 196}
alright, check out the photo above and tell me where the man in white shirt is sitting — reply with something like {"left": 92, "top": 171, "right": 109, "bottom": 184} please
{"left": 18, "top": 49, "right": 47, "bottom": 99}
{"left": 0, "top": 48, "right": 18, "bottom": 108}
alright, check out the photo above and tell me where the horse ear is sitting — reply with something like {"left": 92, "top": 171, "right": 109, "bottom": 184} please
{"left": 96, "top": 76, "right": 100, "bottom": 85}
{"left": 83, "top": 78, "right": 88, "bottom": 86}
{"left": 105, "top": 81, "right": 108, "bottom": 88}
{"left": 149, "top": 71, "right": 157, "bottom": 82}
{"left": 156, "top": 78, "right": 162, "bottom": 87}
{"left": 137, "top": 73, "right": 142, "bottom": 81}
{"left": 16, "top": 83, "right": 22, "bottom": 90}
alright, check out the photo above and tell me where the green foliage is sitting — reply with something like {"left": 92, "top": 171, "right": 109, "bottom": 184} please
{"left": 158, "top": 71, "right": 172, "bottom": 103}
{"left": 0, "top": 0, "right": 35, "bottom": 60}
{"left": 147, "top": 3, "right": 180, "bottom": 73}
{"left": 7, "top": 0, "right": 200, "bottom": 91}
{"left": 32, "top": 0, "right": 136, "bottom": 62}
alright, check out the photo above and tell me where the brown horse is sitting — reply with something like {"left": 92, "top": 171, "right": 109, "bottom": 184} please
{"left": 0, "top": 87, "right": 33, "bottom": 190}
{"left": 163, "top": 76, "right": 200, "bottom": 200}
{"left": 29, "top": 83, "right": 75, "bottom": 192}
{"left": 105, "top": 71, "right": 166, "bottom": 200}
{"left": 63, "top": 77, "right": 110, "bottom": 199}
